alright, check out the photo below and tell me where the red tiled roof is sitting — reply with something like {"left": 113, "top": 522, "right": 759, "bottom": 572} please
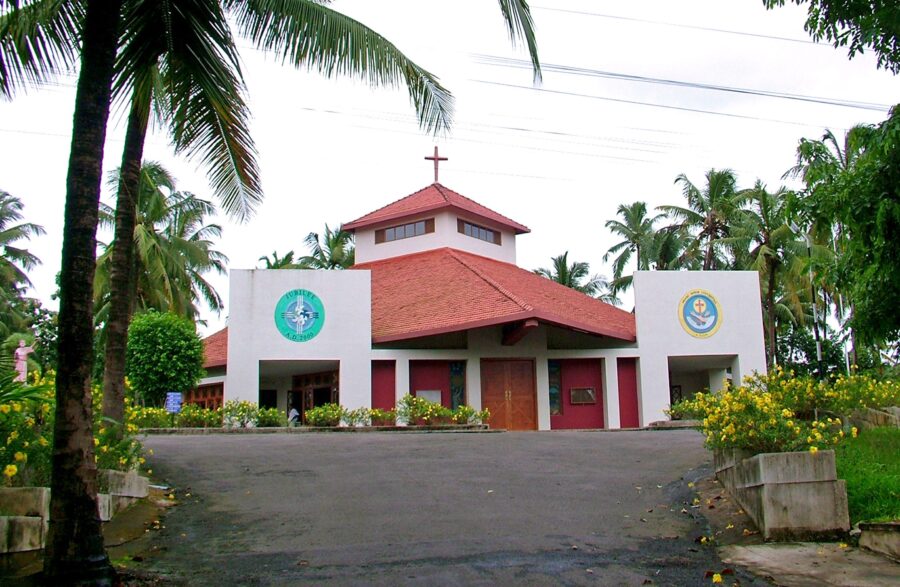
{"left": 342, "top": 183, "right": 530, "bottom": 234}
{"left": 353, "top": 248, "right": 636, "bottom": 343}
{"left": 202, "top": 327, "right": 228, "bottom": 369}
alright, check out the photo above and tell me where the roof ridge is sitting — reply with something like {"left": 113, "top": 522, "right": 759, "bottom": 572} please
{"left": 432, "top": 182, "right": 453, "bottom": 205}
{"left": 342, "top": 184, "right": 433, "bottom": 228}
{"left": 434, "top": 183, "right": 529, "bottom": 231}
{"left": 446, "top": 249, "right": 534, "bottom": 312}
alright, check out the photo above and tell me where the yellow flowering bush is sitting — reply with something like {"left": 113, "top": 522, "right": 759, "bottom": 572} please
{"left": 1, "top": 370, "right": 153, "bottom": 486}
{"left": 0, "top": 370, "right": 55, "bottom": 487}
{"left": 678, "top": 368, "right": 897, "bottom": 454}
{"left": 129, "top": 406, "right": 175, "bottom": 428}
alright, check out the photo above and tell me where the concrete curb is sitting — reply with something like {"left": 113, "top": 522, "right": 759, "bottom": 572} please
{"left": 140, "top": 424, "right": 496, "bottom": 435}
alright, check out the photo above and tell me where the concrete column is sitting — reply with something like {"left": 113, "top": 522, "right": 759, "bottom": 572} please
{"left": 637, "top": 355, "right": 669, "bottom": 426}
{"left": 535, "top": 357, "right": 550, "bottom": 430}
{"left": 603, "top": 357, "right": 621, "bottom": 429}
{"left": 709, "top": 368, "right": 728, "bottom": 393}
{"left": 466, "top": 359, "right": 482, "bottom": 410}
{"left": 395, "top": 358, "right": 410, "bottom": 402}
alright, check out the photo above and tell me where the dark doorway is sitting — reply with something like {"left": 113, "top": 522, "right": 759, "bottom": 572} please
{"left": 292, "top": 370, "right": 339, "bottom": 424}
{"left": 313, "top": 387, "right": 331, "bottom": 407}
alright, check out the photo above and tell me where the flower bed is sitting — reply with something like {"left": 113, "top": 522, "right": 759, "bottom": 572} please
{"left": 670, "top": 369, "right": 899, "bottom": 454}
{"left": 670, "top": 370, "right": 899, "bottom": 541}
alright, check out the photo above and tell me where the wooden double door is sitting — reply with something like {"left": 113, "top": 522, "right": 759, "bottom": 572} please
{"left": 480, "top": 359, "right": 537, "bottom": 430}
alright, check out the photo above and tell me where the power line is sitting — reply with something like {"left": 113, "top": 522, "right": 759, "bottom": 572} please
{"left": 531, "top": 5, "right": 817, "bottom": 45}
{"left": 473, "top": 79, "right": 853, "bottom": 129}
{"left": 475, "top": 55, "right": 892, "bottom": 112}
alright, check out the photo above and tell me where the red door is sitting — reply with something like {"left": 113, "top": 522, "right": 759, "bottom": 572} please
{"left": 618, "top": 358, "right": 639, "bottom": 428}
{"left": 371, "top": 360, "right": 396, "bottom": 410}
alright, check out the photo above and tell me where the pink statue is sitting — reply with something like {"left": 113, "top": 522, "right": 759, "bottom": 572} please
{"left": 13, "top": 340, "right": 34, "bottom": 383}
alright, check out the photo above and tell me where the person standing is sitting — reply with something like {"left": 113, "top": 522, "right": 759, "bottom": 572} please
{"left": 288, "top": 405, "right": 300, "bottom": 426}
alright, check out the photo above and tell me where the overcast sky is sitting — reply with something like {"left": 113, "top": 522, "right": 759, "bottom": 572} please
{"left": 1, "top": 0, "right": 897, "bottom": 336}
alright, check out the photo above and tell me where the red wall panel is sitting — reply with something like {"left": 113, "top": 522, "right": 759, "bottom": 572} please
{"left": 550, "top": 359, "right": 604, "bottom": 430}
{"left": 409, "top": 360, "right": 451, "bottom": 407}
{"left": 617, "top": 358, "right": 640, "bottom": 428}
{"left": 371, "top": 360, "right": 396, "bottom": 410}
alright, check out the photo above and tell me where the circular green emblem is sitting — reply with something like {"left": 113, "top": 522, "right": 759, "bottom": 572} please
{"left": 274, "top": 289, "right": 325, "bottom": 342}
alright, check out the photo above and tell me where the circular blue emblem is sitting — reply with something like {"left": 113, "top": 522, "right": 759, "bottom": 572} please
{"left": 274, "top": 289, "right": 325, "bottom": 342}
{"left": 678, "top": 289, "right": 721, "bottom": 338}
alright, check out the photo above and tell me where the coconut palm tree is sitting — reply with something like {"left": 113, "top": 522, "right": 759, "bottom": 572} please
{"left": 786, "top": 125, "right": 876, "bottom": 365}
{"left": 534, "top": 251, "right": 620, "bottom": 305}
{"left": 94, "top": 162, "right": 227, "bottom": 325}
{"left": 728, "top": 182, "right": 805, "bottom": 367}
{"left": 658, "top": 169, "right": 745, "bottom": 271}
{"left": 0, "top": 190, "right": 45, "bottom": 336}
{"left": 0, "top": 1, "right": 540, "bottom": 580}
{"left": 297, "top": 224, "right": 355, "bottom": 270}
{"left": 259, "top": 250, "right": 297, "bottom": 269}
{"left": 603, "top": 201, "right": 664, "bottom": 293}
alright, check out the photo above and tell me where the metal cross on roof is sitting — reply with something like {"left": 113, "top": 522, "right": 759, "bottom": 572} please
{"left": 424, "top": 146, "right": 448, "bottom": 183}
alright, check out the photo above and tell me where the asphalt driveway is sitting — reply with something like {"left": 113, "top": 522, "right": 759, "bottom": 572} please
{"left": 139, "top": 430, "right": 760, "bottom": 586}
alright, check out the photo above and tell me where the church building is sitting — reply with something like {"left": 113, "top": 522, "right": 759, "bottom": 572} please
{"left": 195, "top": 152, "right": 766, "bottom": 430}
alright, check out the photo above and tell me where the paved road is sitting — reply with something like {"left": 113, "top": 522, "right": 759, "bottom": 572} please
{"left": 140, "top": 430, "right": 762, "bottom": 586}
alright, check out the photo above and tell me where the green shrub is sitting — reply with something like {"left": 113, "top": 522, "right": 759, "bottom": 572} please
{"left": 2, "top": 370, "right": 149, "bottom": 487}
{"left": 223, "top": 400, "right": 259, "bottom": 428}
{"left": 397, "top": 394, "right": 438, "bottom": 424}
{"left": 305, "top": 403, "right": 343, "bottom": 427}
{"left": 126, "top": 311, "right": 205, "bottom": 406}
{"left": 130, "top": 406, "right": 174, "bottom": 428}
{"left": 666, "top": 398, "right": 706, "bottom": 420}
{"left": 257, "top": 407, "right": 287, "bottom": 428}
{"left": 675, "top": 368, "right": 900, "bottom": 453}
{"left": 341, "top": 407, "right": 370, "bottom": 427}
{"left": 835, "top": 427, "right": 900, "bottom": 524}
{"left": 451, "top": 405, "right": 475, "bottom": 424}
{"left": 369, "top": 408, "right": 396, "bottom": 426}
{"left": 175, "top": 404, "right": 212, "bottom": 428}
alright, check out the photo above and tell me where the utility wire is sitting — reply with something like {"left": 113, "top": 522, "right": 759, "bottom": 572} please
{"left": 475, "top": 55, "right": 892, "bottom": 112}
{"left": 474, "top": 79, "right": 853, "bottom": 129}
{"left": 531, "top": 5, "right": 817, "bottom": 45}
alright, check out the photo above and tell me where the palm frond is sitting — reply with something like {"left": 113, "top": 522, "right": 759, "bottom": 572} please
{"left": 0, "top": 0, "right": 83, "bottom": 98}
{"left": 229, "top": 0, "right": 454, "bottom": 134}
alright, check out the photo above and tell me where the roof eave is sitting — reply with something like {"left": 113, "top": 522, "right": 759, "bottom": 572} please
{"left": 343, "top": 203, "right": 530, "bottom": 235}
{"left": 372, "top": 309, "right": 636, "bottom": 344}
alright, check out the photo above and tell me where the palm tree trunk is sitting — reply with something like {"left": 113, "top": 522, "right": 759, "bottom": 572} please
{"left": 704, "top": 241, "right": 714, "bottom": 270}
{"left": 102, "top": 94, "right": 150, "bottom": 429}
{"left": 44, "top": 1, "right": 121, "bottom": 583}
{"left": 766, "top": 263, "right": 778, "bottom": 368}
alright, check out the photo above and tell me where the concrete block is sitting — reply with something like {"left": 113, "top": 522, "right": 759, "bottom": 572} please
{"left": 97, "top": 493, "right": 112, "bottom": 522}
{"left": 715, "top": 449, "right": 850, "bottom": 541}
{"left": 859, "top": 522, "right": 900, "bottom": 561}
{"left": 0, "top": 487, "right": 49, "bottom": 518}
{"left": 111, "top": 495, "right": 140, "bottom": 517}
{"left": 0, "top": 515, "right": 44, "bottom": 553}
{"left": 742, "top": 451, "right": 838, "bottom": 485}
{"left": 851, "top": 407, "right": 899, "bottom": 430}
{"left": 99, "top": 469, "right": 149, "bottom": 498}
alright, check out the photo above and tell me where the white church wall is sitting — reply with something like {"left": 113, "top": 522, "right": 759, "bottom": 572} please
{"left": 353, "top": 212, "right": 446, "bottom": 264}
{"left": 633, "top": 271, "right": 767, "bottom": 424}
{"left": 352, "top": 210, "right": 517, "bottom": 264}
{"left": 226, "top": 269, "right": 373, "bottom": 410}
{"left": 441, "top": 213, "right": 516, "bottom": 264}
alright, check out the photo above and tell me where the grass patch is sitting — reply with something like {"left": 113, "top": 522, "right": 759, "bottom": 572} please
{"left": 834, "top": 427, "right": 900, "bottom": 524}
